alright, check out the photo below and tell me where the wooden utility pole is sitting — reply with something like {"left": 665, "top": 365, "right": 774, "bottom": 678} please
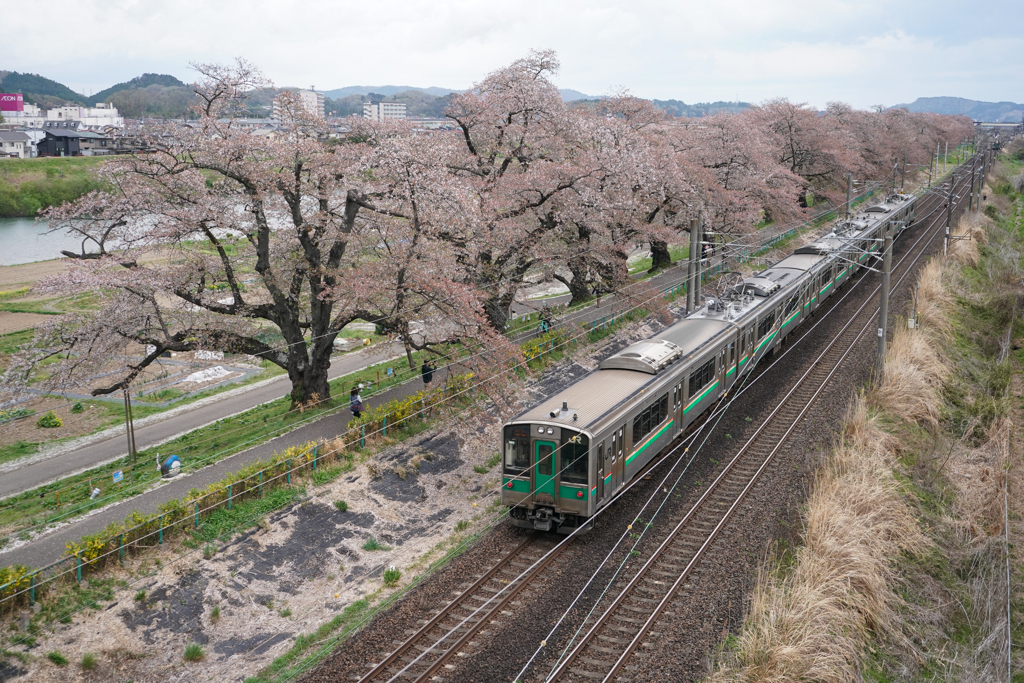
{"left": 876, "top": 221, "right": 893, "bottom": 379}
{"left": 686, "top": 216, "right": 698, "bottom": 314}
{"left": 123, "top": 387, "right": 137, "bottom": 480}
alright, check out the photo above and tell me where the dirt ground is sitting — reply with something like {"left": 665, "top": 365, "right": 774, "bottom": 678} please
{"left": 0, "top": 313, "right": 667, "bottom": 682}
{"left": 0, "top": 260, "right": 69, "bottom": 292}
{"left": 0, "top": 396, "right": 113, "bottom": 451}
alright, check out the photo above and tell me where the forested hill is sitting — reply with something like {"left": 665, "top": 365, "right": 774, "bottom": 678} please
{"left": 0, "top": 71, "right": 84, "bottom": 107}
{"left": 891, "top": 97, "right": 1024, "bottom": 123}
{"left": 652, "top": 99, "right": 752, "bottom": 117}
{"left": 89, "top": 73, "right": 186, "bottom": 105}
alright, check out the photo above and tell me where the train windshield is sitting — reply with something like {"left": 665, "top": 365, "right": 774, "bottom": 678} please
{"left": 504, "top": 425, "right": 531, "bottom": 475}
{"left": 561, "top": 433, "right": 589, "bottom": 484}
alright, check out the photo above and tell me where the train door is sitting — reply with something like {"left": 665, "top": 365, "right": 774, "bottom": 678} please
{"left": 612, "top": 426, "right": 625, "bottom": 491}
{"left": 534, "top": 440, "right": 556, "bottom": 504}
{"left": 596, "top": 442, "right": 606, "bottom": 501}
{"left": 716, "top": 347, "right": 726, "bottom": 392}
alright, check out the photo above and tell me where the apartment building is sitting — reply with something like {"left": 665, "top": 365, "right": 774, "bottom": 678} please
{"left": 363, "top": 101, "right": 407, "bottom": 121}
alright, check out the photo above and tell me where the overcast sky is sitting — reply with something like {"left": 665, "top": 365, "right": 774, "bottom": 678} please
{"left": 5, "top": 0, "right": 1021, "bottom": 109}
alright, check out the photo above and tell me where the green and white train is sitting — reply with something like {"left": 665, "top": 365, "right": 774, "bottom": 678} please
{"left": 502, "top": 193, "right": 918, "bottom": 532}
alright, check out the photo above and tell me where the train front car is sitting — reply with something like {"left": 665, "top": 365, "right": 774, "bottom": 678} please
{"left": 502, "top": 412, "right": 593, "bottom": 533}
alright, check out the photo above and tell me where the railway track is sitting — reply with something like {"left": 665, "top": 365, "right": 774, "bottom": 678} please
{"left": 543, "top": 169, "right": 975, "bottom": 682}
{"left": 355, "top": 535, "right": 567, "bottom": 683}
{"left": 304, "top": 170, "right": 971, "bottom": 683}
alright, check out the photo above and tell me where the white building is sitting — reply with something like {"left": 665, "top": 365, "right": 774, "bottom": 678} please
{"left": 2, "top": 103, "right": 44, "bottom": 128}
{"left": 43, "top": 103, "right": 124, "bottom": 129}
{"left": 0, "top": 131, "right": 30, "bottom": 158}
{"left": 363, "top": 101, "right": 407, "bottom": 121}
{"left": 273, "top": 89, "right": 325, "bottom": 122}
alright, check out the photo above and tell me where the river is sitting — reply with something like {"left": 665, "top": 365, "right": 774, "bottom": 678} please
{"left": 0, "top": 217, "right": 83, "bottom": 266}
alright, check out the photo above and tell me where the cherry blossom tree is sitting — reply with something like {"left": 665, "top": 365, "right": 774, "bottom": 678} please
{"left": 15, "top": 61, "right": 496, "bottom": 408}
{"left": 443, "top": 50, "right": 614, "bottom": 327}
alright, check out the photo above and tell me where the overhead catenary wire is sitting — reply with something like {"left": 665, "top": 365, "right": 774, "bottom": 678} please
{"left": 0, "top": 157, "right": 966, "bottom": 634}
{"left": 258, "top": 162, "right": 976, "bottom": 682}
{"left": 377, "top": 170, "right": 968, "bottom": 683}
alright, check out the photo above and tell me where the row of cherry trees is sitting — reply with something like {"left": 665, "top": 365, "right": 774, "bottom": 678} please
{"left": 19, "top": 52, "right": 973, "bottom": 407}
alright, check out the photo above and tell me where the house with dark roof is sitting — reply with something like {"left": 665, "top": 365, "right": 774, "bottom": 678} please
{"left": 76, "top": 130, "right": 115, "bottom": 155}
{"left": 37, "top": 130, "right": 82, "bottom": 156}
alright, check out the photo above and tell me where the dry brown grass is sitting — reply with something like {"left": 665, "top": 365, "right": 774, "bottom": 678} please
{"left": 709, "top": 397, "right": 927, "bottom": 682}
{"left": 869, "top": 325, "right": 948, "bottom": 427}
{"left": 949, "top": 212, "right": 986, "bottom": 267}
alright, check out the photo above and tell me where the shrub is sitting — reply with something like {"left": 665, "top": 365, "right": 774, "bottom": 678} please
{"left": 81, "top": 652, "right": 97, "bottom": 670}
{"left": 47, "top": 651, "right": 68, "bottom": 666}
{"left": 983, "top": 204, "right": 998, "bottom": 220}
{"left": 0, "top": 407, "right": 33, "bottom": 423}
{"left": 383, "top": 567, "right": 401, "bottom": 586}
{"left": 183, "top": 642, "right": 205, "bottom": 662}
{"left": 362, "top": 537, "right": 390, "bottom": 552}
{"left": 334, "top": 500, "right": 348, "bottom": 512}
{"left": 134, "top": 589, "right": 146, "bottom": 603}
{"left": 36, "top": 411, "right": 63, "bottom": 429}
{"left": 71, "top": 402, "right": 84, "bottom": 414}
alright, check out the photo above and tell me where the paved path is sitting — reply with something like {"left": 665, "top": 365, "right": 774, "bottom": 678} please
{"left": 0, "top": 343, "right": 404, "bottom": 499}
{"left": 0, "top": 215, "right": 820, "bottom": 569}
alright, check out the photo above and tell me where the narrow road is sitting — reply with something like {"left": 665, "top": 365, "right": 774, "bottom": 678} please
{"left": 0, "top": 342, "right": 404, "bottom": 498}
{"left": 0, "top": 209, "right": 828, "bottom": 569}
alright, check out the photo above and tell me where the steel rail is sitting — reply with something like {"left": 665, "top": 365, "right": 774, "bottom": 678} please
{"left": 545, "top": 165, "right": 976, "bottom": 682}
{"left": 357, "top": 536, "right": 567, "bottom": 683}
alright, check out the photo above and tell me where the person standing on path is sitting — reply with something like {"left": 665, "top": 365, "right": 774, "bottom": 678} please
{"left": 421, "top": 360, "right": 435, "bottom": 387}
{"left": 349, "top": 384, "right": 365, "bottom": 418}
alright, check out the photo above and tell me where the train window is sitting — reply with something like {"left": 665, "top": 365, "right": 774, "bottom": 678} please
{"left": 537, "top": 443, "right": 553, "bottom": 476}
{"left": 504, "top": 437, "right": 531, "bottom": 475}
{"left": 783, "top": 297, "right": 797, "bottom": 317}
{"left": 757, "top": 312, "right": 776, "bottom": 340}
{"left": 688, "top": 358, "right": 715, "bottom": 397}
{"left": 560, "top": 434, "right": 589, "bottom": 484}
{"left": 632, "top": 393, "right": 669, "bottom": 444}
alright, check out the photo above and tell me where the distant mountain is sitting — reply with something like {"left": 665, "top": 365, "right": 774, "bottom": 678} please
{"left": 323, "top": 85, "right": 599, "bottom": 102}
{"left": 88, "top": 73, "right": 187, "bottom": 106}
{"left": 890, "top": 97, "right": 1024, "bottom": 123}
{"left": 559, "top": 88, "right": 597, "bottom": 101}
{"left": 0, "top": 71, "right": 84, "bottom": 106}
{"left": 323, "top": 85, "right": 458, "bottom": 99}
{"left": 652, "top": 99, "right": 752, "bottom": 117}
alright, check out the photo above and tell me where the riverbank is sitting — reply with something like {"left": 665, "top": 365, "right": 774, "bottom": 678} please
{"left": 0, "top": 156, "right": 109, "bottom": 219}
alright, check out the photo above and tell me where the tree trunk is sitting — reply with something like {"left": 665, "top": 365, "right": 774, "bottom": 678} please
{"left": 649, "top": 240, "right": 672, "bottom": 273}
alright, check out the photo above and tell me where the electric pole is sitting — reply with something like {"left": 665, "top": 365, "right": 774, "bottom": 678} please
{"left": 901, "top": 154, "right": 906, "bottom": 191}
{"left": 686, "top": 216, "right": 698, "bottom": 314}
{"left": 876, "top": 220, "right": 893, "bottom": 379}
{"left": 694, "top": 210, "right": 704, "bottom": 307}
{"left": 845, "top": 173, "right": 853, "bottom": 219}
{"left": 123, "top": 387, "right": 137, "bottom": 480}
{"left": 944, "top": 173, "right": 955, "bottom": 256}
{"left": 944, "top": 141, "right": 948, "bottom": 173}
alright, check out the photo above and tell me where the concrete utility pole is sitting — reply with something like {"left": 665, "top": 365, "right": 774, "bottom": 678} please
{"left": 944, "top": 141, "right": 948, "bottom": 173}
{"left": 876, "top": 220, "right": 893, "bottom": 379}
{"left": 968, "top": 154, "right": 977, "bottom": 211}
{"left": 686, "top": 216, "right": 698, "bottom": 314}
{"left": 694, "top": 210, "right": 704, "bottom": 307}
{"left": 845, "top": 173, "right": 853, "bottom": 219}
{"left": 944, "top": 173, "right": 955, "bottom": 256}
{"left": 901, "top": 154, "right": 906, "bottom": 191}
